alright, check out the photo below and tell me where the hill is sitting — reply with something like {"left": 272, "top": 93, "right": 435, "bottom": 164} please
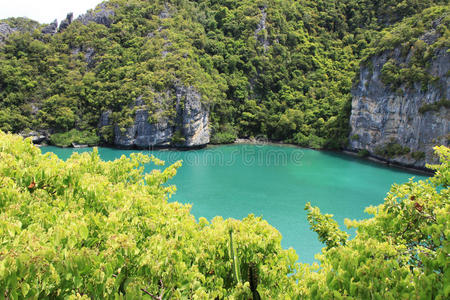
{"left": 0, "top": 0, "right": 447, "bottom": 163}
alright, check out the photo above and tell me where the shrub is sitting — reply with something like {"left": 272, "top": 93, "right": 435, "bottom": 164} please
{"left": 351, "top": 134, "right": 360, "bottom": 141}
{"left": 299, "top": 146, "right": 450, "bottom": 299}
{"left": 357, "top": 149, "right": 370, "bottom": 157}
{"left": 0, "top": 132, "right": 298, "bottom": 298}
{"left": 211, "top": 131, "right": 237, "bottom": 144}
{"left": 411, "top": 151, "right": 426, "bottom": 161}
{"left": 170, "top": 129, "right": 186, "bottom": 145}
{"left": 50, "top": 129, "right": 100, "bottom": 147}
{"left": 375, "top": 141, "right": 410, "bottom": 158}
{"left": 419, "top": 99, "right": 450, "bottom": 114}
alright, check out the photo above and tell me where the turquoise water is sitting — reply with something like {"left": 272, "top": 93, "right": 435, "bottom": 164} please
{"left": 41, "top": 144, "right": 428, "bottom": 263}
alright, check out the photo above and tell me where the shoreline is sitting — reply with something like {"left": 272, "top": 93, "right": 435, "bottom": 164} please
{"left": 35, "top": 137, "right": 433, "bottom": 176}
{"left": 231, "top": 138, "right": 434, "bottom": 175}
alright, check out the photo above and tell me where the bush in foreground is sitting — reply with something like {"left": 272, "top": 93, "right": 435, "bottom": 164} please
{"left": 0, "top": 132, "right": 297, "bottom": 299}
{"left": 0, "top": 132, "right": 448, "bottom": 299}
{"left": 300, "top": 146, "right": 449, "bottom": 299}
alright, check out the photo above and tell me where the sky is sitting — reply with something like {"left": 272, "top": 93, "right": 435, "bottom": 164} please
{"left": 0, "top": 0, "right": 103, "bottom": 24}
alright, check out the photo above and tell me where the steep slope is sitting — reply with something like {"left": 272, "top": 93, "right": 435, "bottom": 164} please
{"left": 0, "top": 0, "right": 447, "bottom": 157}
{"left": 349, "top": 6, "right": 449, "bottom": 168}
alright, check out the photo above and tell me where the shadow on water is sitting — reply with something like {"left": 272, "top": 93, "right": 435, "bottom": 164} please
{"left": 318, "top": 150, "right": 432, "bottom": 176}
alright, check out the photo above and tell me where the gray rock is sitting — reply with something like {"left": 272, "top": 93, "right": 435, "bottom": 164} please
{"left": 59, "top": 13, "right": 73, "bottom": 32}
{"left": 42, "top": 19, "right": 58, "bottom": 35}
{"left": 159, "top": 4, "right": 170, "bottom": 19}
{"left": 0, "top": 23, "right": 16, "bottom": 44}
{"left": 176, "top": 85, "right": 210, "bottom": 147}
{"left": 72, "top": 143, "right": 88, "bottom": 148}
{"left": 349, "top": 37, "right": 449, "bottom": 168}
{"left": 20, "top": 131, "right": 48, "bottom": 144}
{"left": 71, "top": 47, "right": 96, "bottom": 67}
{"left": 99, "top": 110, "right": 112, "bottom": 128}
{"left": 102, "top": 85, "right": 210, "bottom": 148}
{"left": 77, "top": 3, "right": 115, "bottom": 27}
{"left": 114, "top": 107, "right": 174, "bottom": 148}
{"left": 421, "top": 29, "right": 439, "bottom": 45}
{"left": 254, "top": 6, "right": 269, "bottom": 52}
{"left": 84, "top": 47, "right": 96, "bottom": 67}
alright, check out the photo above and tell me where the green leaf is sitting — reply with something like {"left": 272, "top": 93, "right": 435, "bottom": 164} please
{"left": 79, "top": 225, "right": 89, "bottom": 240}
{"left": 21, "top": 282, "right": 30, "bottom": 297}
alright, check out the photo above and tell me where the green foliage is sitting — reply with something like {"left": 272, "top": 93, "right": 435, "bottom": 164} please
{"left": 99, "top": 125, "right": 114, "bottom": 144}
{"left": 170, "top": 129, "right": 186, "bottom": 146}
{"left": 305, "top": 203, "right": 349, "bottom": 250}
{"left": 357, "top": 149, "right": 370, "bottom": 158}
{"left": 297, "top": 146, "right": 449, "bottom": 299}
{"left": 49, "top": 129, "right": 100, "bottom": 147}
{"left": 1, "top": 17, "right": 40, "bottom": 32}
{"left": 366, "top": 5, "right": 449, "bottom": 91}
{"left": 1, "top": 134, "right": 449, "bottom": 298}
{"left": 211, "top": 124, "right": 237, "bottom": 144}
{"left": 2, "top": 0, "right": 441, "bottom": 148}
{"left": 411, "top": 151, "right": 426, "bottom": 161}
{"left": 0, "top": 108, "right": 29, "bottom": 132}
{"left": 210, "top": 131, "right": 237, "bottom": 144}
{"left": 0, "top": 0, "right": 446, "bottom": 148}
{"left": 375, "top": 141, "right": 411, "bottom": 158}
{"left": 0, "top": 131, "right": 298, "bottom": 298}
{"left": 419, "top": 98, "right": 450, "bottom": 114}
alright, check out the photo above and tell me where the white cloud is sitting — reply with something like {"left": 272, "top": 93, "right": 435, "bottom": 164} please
{"left": 0, "top": 0, "right": 103, "bottom": 24}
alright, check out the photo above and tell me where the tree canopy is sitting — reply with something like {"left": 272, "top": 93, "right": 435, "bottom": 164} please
{"left": 0, "top": 0, "right": 447, "bottom": 147}
{"left": 0, "top": 132, "right": 448, "bottom": 298}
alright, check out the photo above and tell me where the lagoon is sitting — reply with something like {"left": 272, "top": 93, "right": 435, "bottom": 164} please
{"left": 41, "top": 144, "right": 428, "bottom": 263}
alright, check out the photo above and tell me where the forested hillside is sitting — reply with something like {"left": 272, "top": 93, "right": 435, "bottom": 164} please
{"left": 349, "top": 5, "right": 449, "bottom": 167}
{"left": 0, "top": 132, "right": 448, "bottom": 298}
{"left": 0, "top": 0, "right": 447, "bottom": 149}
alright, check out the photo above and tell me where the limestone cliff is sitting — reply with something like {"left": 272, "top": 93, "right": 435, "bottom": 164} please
{"left": 0, "top": 23, "right": 15, "bottom": 44}
{"left": 76, "top": 3, "right": 115, "bottom": 27}
{"left": 349, "top": 40, "right": 449, "bottom": 168}
{"left": 100, "top": 85, "right": 210, "bottom": 148}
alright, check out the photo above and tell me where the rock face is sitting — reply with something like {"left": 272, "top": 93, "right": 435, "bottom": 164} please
{"left": 177, "top": 85, "right": 210, "bottom": 147}
{"left": 20, "top": 131, "right": 48, "bottom": 145}
{"left": 0, "top": 23, "right": 15, "bottom": 44}
{"left": 71, "top": 47, "right": 96, "bottom": 67}
{"left": 255, "top": 6, "right": 269, "bottom": 52}
{"left": 77, "top": 3, "right": 115, "bottom": 27}
{"left": 42, "top": 20, "right": 58, "bottom": 35}
{"left": 59, "top": 13, "right": 73, "bottom": 32}
{"left": 100, "top": 85, "right": 210, "bottom": 148}
{"left": 349, "top": 45, "right": 449, "bottom": 168}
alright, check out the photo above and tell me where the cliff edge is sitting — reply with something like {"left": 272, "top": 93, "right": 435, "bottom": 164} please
{"left": 349, "top": 22, "right": 449, "bottom": 168}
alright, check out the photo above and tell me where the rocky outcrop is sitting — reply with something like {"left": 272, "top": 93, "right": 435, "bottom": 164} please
{"left": 76, "top": 3, "right": 115, "bottom": 27}
{"left": 177, "top": 85, "right": 210, "bottom": 147}
{"left": 71, "top": 47, "right": 96, "bottom": 67}
{"left": 0, "top": 23, "right": 15, "bottom": 44}
{"left": 42, "top": 20, "right": 58, "bottom": 35}
{"left": 349, "top": 43, "right": 449, "bottom": 168}
{"left": 20, "top": 131, "right": 48, "bottom": 145}
{"left": 59, "top": 13, "right": 73, "bottom": 32}
{"left": 255, "top": 6, "right": 269, "bottom": 52}
{"left": 100, "top": 85, "right": 210, "bottom": 148}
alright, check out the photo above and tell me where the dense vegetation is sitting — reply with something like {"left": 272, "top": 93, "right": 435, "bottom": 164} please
{"left": 0, "top": 0, "right": 447, "bottom": 148}
{"left": 0, "top": 132, "right": 298, "bottom": 298}
{"left": 0, "top": 132, "right": 448, "bottom": 298}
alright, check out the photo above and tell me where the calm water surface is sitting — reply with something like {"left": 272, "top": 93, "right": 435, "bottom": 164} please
{"left": 41, "top": 144, "right": 428, "bottom": 263}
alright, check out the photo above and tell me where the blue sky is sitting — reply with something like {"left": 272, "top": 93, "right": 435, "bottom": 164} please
{"left": 0, "top": 0, "right": 103, "bottom": 24}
